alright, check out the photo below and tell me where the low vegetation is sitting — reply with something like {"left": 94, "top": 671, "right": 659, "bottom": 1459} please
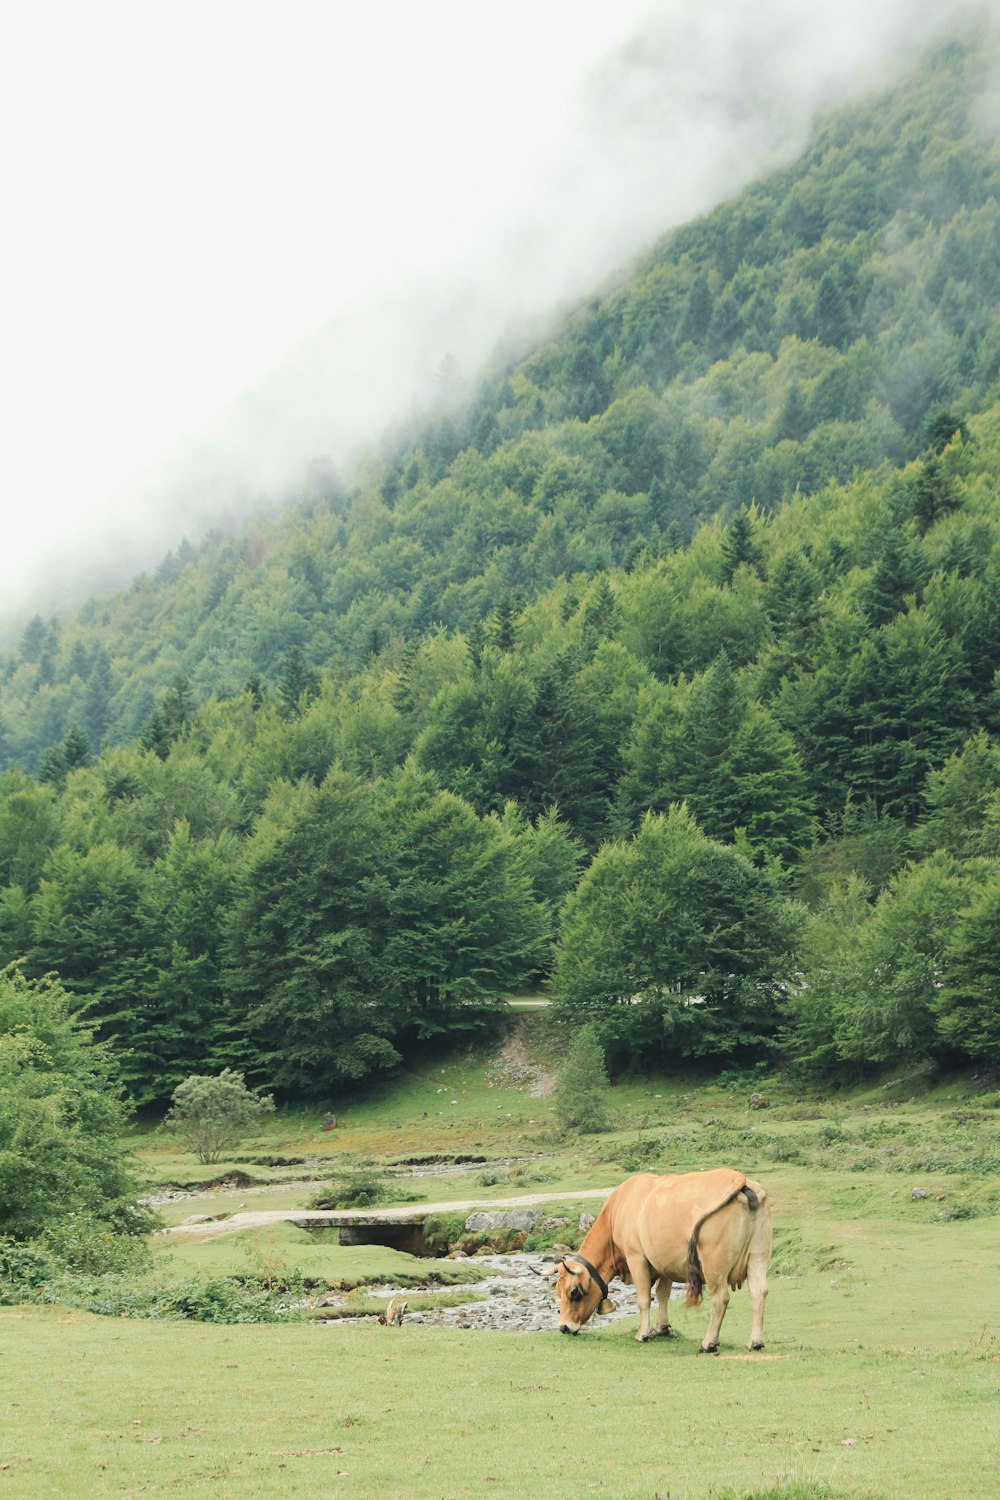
{"left": 164, "top": 1069, "right": 275, "bottom": 1164}
{"left": 2, "top": 1015, "right": 999, "bottom": 1497}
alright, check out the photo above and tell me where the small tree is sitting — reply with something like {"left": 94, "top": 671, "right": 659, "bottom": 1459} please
{"left": 166, "top": 1070, "right": 275, "bottom": 1164}
{"left": 0, "top": 966, "right": 149, "bottom": 1244}
{"left": 554, "top": 1023, "right": 611, "bottom": 1133}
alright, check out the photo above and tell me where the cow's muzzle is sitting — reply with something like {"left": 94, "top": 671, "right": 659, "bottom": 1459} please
{"left": 559, "top": 1323, "right": 580, "bottom": 1336}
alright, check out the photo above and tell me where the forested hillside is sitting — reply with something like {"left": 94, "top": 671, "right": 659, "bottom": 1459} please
{"left": 3, "top": 35, "right": 1000, "bottom": 1101}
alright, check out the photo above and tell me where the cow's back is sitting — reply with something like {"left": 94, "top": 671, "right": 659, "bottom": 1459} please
{"left": 629, "top": 1168, "right": 752, "bottom": 1282}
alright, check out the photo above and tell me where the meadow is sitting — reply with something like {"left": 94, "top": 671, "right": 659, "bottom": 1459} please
{"left": 3, "top": 1023, "right": 999, "bottom": 1500}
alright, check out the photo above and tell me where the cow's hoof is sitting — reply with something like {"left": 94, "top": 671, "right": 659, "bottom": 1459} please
{"left": 697, "top": 1343, "right": 719, "bottom": 1355}
{"left": 748, "top": 1341, "right": 765, "bottom": 1352}
{"left": 651, "top": 1326, "right": 674, "bottom": 1338}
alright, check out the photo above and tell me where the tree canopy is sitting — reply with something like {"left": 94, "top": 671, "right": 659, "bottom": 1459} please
{"left": 2, "top": 36, "right": 1000, "bottom": 1090}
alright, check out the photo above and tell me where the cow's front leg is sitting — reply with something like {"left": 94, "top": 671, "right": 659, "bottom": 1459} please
{"left": 651, "top": 1278, "right": 674, "bottom": 1337}
{"left": 626, "top": 1257, "right": 654, "bottom": 1341}
{"left": 697, "top": 1280, "right": 729, "bottom": 1354}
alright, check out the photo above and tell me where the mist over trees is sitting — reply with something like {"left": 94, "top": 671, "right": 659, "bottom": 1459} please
{"left": 3, "top": 36, "right": 1000, "bottom": 1098}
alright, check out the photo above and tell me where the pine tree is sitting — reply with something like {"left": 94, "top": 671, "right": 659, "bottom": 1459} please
{"left": 924, "top": 407, "right": 969, "bottom": 453}
{"left": 815, "top": 269, "right": 850, "bottom": 348}
{"left": 83, "top": 647, "right": 113, "bottom": 749}
{"left": 554, "top": 1023, "right": 611, "bottom": 1132}
{"left": 773, "top": 381, "right": 811, "bottom": 443}
{"left": 680, "top": 271, "right": 713, "bottom": 344}
{"left": 910, "top": 455, "right": 959, "bottom": 535}
{"left": 492, "top": 593, "right": 519, "bottom": 654}
{"left": 582, "top": 574, "right": 617, "bottom": 642}
{"left": 466, "top": 618, "right": 487, "bottom": 670}
{"left": 866, "top": 530, "right": 918, "bottom": 627}
{"left": 721, "top": 506, "right": 764, "bottom": 583}
{"left": 278, "top": 647, "right": 320, "bottom": 718}
{"left": 162, "top": 675, "right": 194, "bottom": 741}
{"left": 140, "top": 708, "right": 171, "bottom": 761}
{"left": 61, "top": 723, "right": 93, "bottom": 774}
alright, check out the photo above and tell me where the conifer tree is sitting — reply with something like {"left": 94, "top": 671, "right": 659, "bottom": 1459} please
{"left": 866, "top": 530, "right": 918, "bottom": 626}
{"left": 278, "top": 647, "right": 320, "bottom": 718}
{"left": 554, "top": 1023, "right": 611, "bottom": 1132}
{"left": 721, "top": 506, "right": 764, "bottom": 583}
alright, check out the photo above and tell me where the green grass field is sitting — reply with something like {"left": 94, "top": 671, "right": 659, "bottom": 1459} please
{"left": 4, "top": 1029, "right": 999, "bottom": 1499}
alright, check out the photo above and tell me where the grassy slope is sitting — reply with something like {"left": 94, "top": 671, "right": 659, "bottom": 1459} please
{"left": 6, "top": 1032, "right": 999, "bottom": 1500}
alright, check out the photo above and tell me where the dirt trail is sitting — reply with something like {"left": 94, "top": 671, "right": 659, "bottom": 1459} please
{"left": 163, "top": 1187, "right": 616, "bottom": 1239}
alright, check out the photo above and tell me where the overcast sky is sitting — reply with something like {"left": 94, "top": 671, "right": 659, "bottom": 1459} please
{"left": 0, "top": 0, "right": 988, "bottom": 624}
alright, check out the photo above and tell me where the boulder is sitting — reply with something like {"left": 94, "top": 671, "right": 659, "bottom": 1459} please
{"left": 464, "top": 1209, "right": 542, "bottom": 1233}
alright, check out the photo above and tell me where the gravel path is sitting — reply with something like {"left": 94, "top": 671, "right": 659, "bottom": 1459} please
{"left": 164, "top": 1187, "right": 618, "bottom": 1239}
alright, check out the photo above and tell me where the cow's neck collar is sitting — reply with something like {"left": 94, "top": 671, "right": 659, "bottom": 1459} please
{"left": 563, "top": 1253, "right": 609, "bottom": 1302}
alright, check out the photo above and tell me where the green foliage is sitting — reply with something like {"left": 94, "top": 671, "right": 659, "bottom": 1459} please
{"left": 553, "top": 1022, "right": 611, "bottom": 1132}
{"left": 789, "top": 853, "right": 994, "bottom": 1074}
{"left": 937, "top": 872, "right": 1000, "bottom": 1062}
{"left": 552, "top": 806, "right": 803, "bottom": 1065}
{"left": 225, "top": 764, "right": 546, "bottom": 1094}
{"left": 308, "top": 1166, "right": 398, "bottom": 1209}
{"left": 40, "top": 1271, "right": 305, "bottom": 1323}
{"left": 0, "top": 967, "right": 151, "bottom": 1243}
{"left": 4, "top": 38, "right": 1000, "bottom": 1087}
{"left": 165, "top": 1070, "right": 276, "bottom": 1164}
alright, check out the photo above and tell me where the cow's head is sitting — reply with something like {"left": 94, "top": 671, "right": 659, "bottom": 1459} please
{"left": 548, "top": 1256, "right": 615, "bottom": 1335}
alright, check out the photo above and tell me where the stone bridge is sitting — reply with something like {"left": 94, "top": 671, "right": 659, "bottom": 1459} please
{"left": 290, "top": 1210, "right": 431, "bottom": 1255}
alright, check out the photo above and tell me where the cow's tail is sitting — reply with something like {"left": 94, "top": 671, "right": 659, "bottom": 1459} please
{"left": 684, "top": 1177, "right": 757, "bottom": 1308}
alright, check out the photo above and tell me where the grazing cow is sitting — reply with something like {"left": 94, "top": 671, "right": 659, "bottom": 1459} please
{"left": 548, "top": 1168, "right": 771, "bottom": 1352}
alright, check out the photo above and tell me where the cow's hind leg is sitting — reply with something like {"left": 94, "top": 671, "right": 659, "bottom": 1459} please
{"left": 651, "top": 1279, "right": 674, "bottom": 1337}
{"left": 627, "top": 1257, "right": 655, "bottom": 1342}
{"left": 697, "top": 1280, "right": 729, "bottom": 1354}
{"left": 746, "top": 1250, "right": 768, "bottom": 1351}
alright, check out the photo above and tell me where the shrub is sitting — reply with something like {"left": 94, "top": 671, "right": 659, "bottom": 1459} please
{"left": 80, "top": 1273, "right": 305, "bottom": 1323}
{"left": 422, "top": 1213, "right": 469, "bottom": 1254}
{"left": 0, "top": 967, "right": 151, "bottom": 1243}
{"left": 165, "top": 1070, "right": 275, "bottom": 1164}
{"left": 0, "top": 1237, "right": 56, "bottom": 1303}
{"left": 39, "top": 1213, "right": 151, "bottom": 1276}
{"left": 308, "top": 1166, "right": 398, "bottom": 1209}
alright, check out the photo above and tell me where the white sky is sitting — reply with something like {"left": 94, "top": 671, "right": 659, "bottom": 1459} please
{"left": 0, "top": 1, "right": 652, "bottom": 612}
{"left": 0, "top": 0, "right": 987, "bottom": 622}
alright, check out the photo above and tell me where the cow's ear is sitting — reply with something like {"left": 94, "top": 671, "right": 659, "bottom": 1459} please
{"left": 598, "top": 1298, "right": 616, "bottom": 1315}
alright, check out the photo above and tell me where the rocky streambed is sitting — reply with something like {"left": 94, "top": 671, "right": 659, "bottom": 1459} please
{"left": 320, "top": 1251, "right": 683, "bottom": 1335}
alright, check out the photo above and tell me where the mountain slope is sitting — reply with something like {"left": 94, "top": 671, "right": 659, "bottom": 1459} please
{"left": 3, "top": 36, "right": 999, "bottom": 771}
{"left": 4, "top": 35, "right": 1000, "bottom": 1097}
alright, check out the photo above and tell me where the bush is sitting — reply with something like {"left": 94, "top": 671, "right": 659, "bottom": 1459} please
{"left": 422, "top": 1213, "right": 469, "bottom": 1254}
{"left": 165, "top": 1070, "right": 275, "bottom": 1164}
{"left": 0, "top": 1237, "right": 56, "bottom": 1303}
{"left": 0, "top": 967, "right": 152, "bottom": 1244}
{"left": 308, "top": 1166, "right": 398, "bottom": 1209}
{"left": 39, "top": 1213, "right": 151, "bottom": 1276}
{"left": 70, "top": 1273, "right": 305, "bottom": 1323}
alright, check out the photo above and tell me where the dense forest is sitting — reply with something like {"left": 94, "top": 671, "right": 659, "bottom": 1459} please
{"left": 3, "top": 36, "right": 1000, "bottom": 1102}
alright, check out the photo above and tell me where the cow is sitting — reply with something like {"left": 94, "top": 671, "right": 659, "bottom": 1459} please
{"left": 548, "top": 1167, "right": 771, "bottom": 1353}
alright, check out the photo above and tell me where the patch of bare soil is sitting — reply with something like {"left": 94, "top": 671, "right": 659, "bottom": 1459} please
{"left": 486, "top": 1029, "right": 555, "bottom": 1098}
